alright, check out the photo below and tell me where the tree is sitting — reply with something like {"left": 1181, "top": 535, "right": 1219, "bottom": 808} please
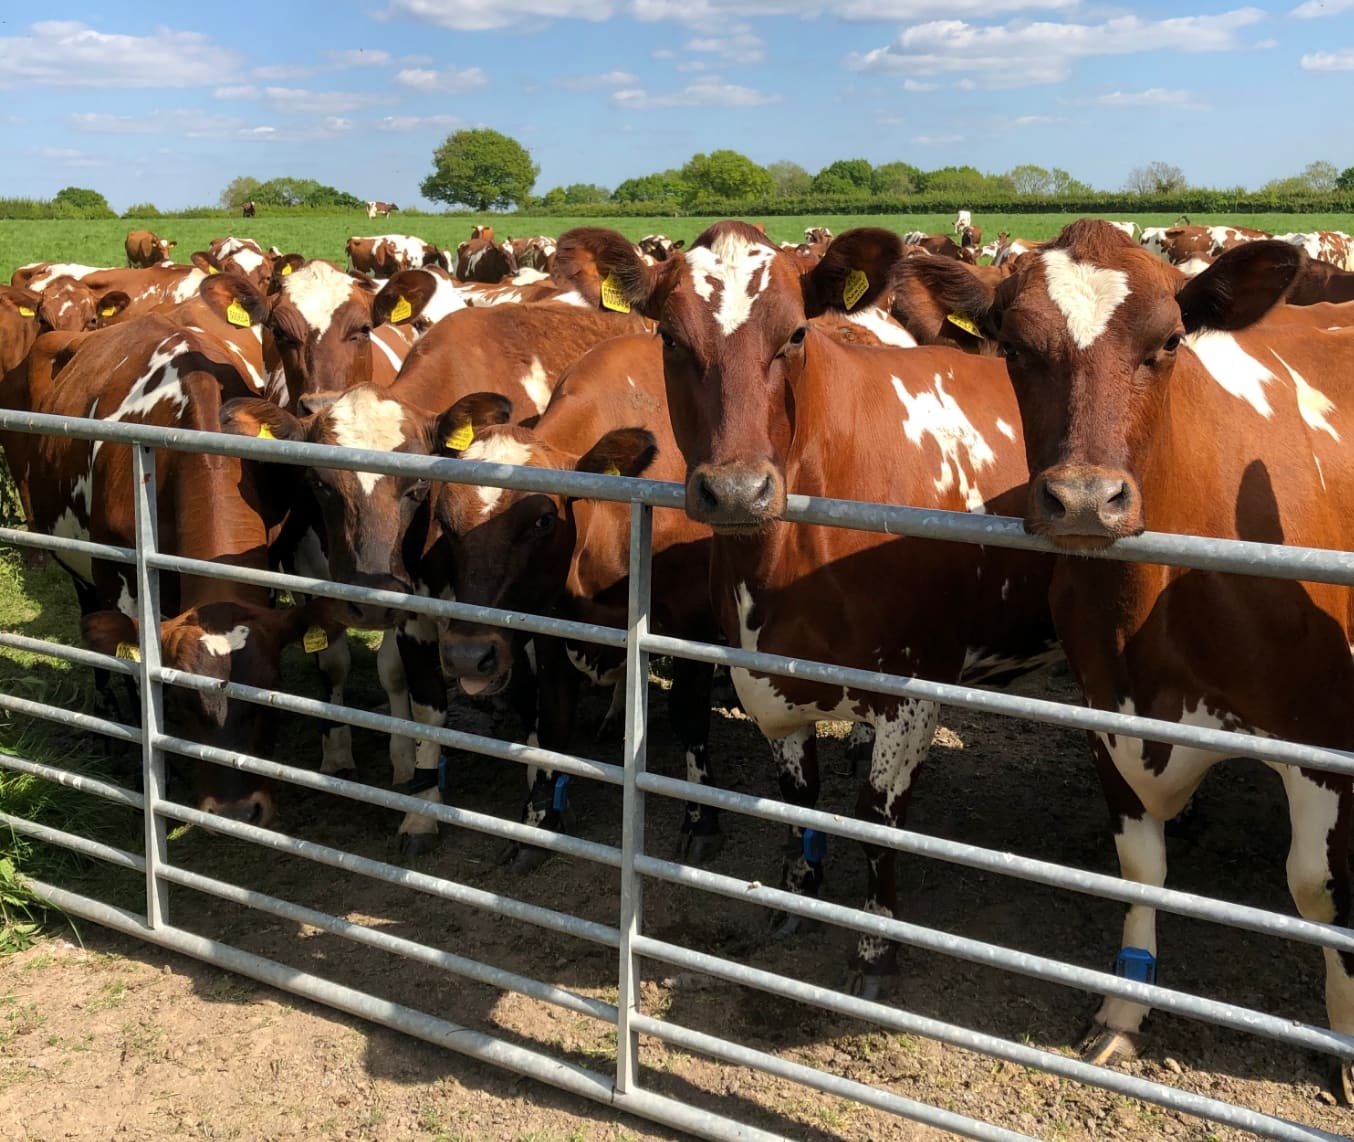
{"left": 1125, "top": 162, "right": 1187, "bottom": 195}
{"left": 679, "top": 150, "right": 773, "bottom": 203}
{"left": 872, "top": 161, "right": 923, "bottom": 195}
{"left": 1048, "top": 168, "right": 1093, "bottom": 197}
{"left": 812, "top": 158, "right": 874, "bottom": 196}
{"left": 766, "top": 160, "right": 811, "bottom": 197}
{"left": 421, "top": 128, "right": 539, "bottom": 211}
{"left": 220, "top": 176, "right": 260, "bottom": 209}
{"left": 53, "top": 186, "right": 113, "bottom": 215}
{"left": 1007, "top": 164, "right": 1052, "bottom": 196}
{"left": 612, "top": 170, "right": 687, "bottom": 203}
{"left": 1301, "top": 161, "right": 1339, "bottom": 192}
{"left": 925, "top": 165, "right": 1012, "bottom": 196}
{"left": 250, "top": 177, "right": 361, "bottom": 209}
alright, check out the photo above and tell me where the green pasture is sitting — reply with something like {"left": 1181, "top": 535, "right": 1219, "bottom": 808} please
{"left": 6, "top": 211, "right": 1354, "bottom": 281}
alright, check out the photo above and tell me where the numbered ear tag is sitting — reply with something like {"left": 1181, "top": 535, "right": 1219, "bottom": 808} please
{"left": 115, "top": 642, "right": 141, "bottom": 663}
{"left": 600, "top": 273, "right": 631, "bottom": 313}
{"left": 389, "top": 295, "right": 413, "bottom": 323}
{"left": 207, "top": 265, "right": 220, "bottom": 275}
{"left": 946, "top": 312, "right": 981, "bottom": 337}
{"left": 303, "top": 625, "right": 329, "bottom": 653}
{"left": 444, "top": 422, "right": 474, "bottom": 451}
{"left": 226, "top": 299, "right": 251, "bottom": 327}
{"left": 842, "top": 269, "right": 869, "bottom": 311}
{"left": 99, "top": 305, "right": 117, "bottom": 317}
{"left": 280, "top": 263, "right": 293, "bottom": 275}
{"left": 256, "top": 423, "right": 276, "bottom": 440}
{"left": 603, "top": 464, "right": 621, "bottom": 477}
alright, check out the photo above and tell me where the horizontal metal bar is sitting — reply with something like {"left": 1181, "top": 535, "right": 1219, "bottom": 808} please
{"left": 0, "top": 631, "right": 138, "bottom": 677}
{"left": 26, "top": 881, "right": 781, "bottom": 1142}
{"left": 634, "top": 855, "right": 1354, "bottom": 1058}
{"left": 6, "top": 410, "right": 1354, "bottom": 585}
{"left": 153, "top": 797, "right": 622, "bottom": 950}
{"left": 160, "top": 863, "right": 618, "bottom": 1027}
{"left": 642, "top": 632, "right": 1354, "bottom": 778}
{"left": 0, "top": 691, "right": 141, "bottom": 746}
{"left": 631, "top": 1013, "right": 1036, "bottom": 1142}
{"left": 632, "top": 937, "right": 1346, "bottom": 1142}
{"left": 0, "top": 752, "right": 145, "bottom": 811}
{"left": 0, "top": 811, "right": 144, "bottom": 873}
{"left": 636, "top": 772, "right": 1354, "bottom": 957}
{"left": 0, "top": 524, "right": 135, "bottom": 566}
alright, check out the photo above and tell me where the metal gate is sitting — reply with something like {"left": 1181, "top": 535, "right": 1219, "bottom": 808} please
{"left": 0, "top": 407, "right": 1350, "bottom": 1142}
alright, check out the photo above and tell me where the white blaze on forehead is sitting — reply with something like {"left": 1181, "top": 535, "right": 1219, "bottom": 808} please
{"left": 199, "top": 625, "right": 251, "bottom": 656}
{"left": 684, "top": 230, "right": 778, "bottom": 336}
{"left": 1272, "top": 350, "right": 1340, "bottom": 442}
{"left": 1186, "top": 331, "right": 1275, "bottom": 418}
{"left": 327, "top": 387, "right": 409, "bottom": 494}
{"left": 462, "top": 434, "right": 536, "bottom": 516}
{"left": 1040, "top": 248, "right": 1131, "bottom": 350}
{"left": 284, "top": 261, "right": 358, "bottom": 338}
{"left": 892, "top": 373, "right": 996, "bottom": 512}
{"left": 520, "top": 356, "right": 552, "bottom": 413}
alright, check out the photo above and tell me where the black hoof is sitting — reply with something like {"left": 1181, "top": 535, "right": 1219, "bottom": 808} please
{"left": 397, "top": 830, "right": 439, "bottom": 858}
{"left": 1077, "top": 1022, "right": 1144, "bottom": 1068}
{"left": 505, "top": 843, "right": 552, "bottom": 875}
{"left": 769, "top": 910, "right": 812, "bottom": 940}
{"left": 679, "top": 830, "right": 724, "bottom": 866}
{"left": 844, "top": 970, "right": 886, "bottom": 1002}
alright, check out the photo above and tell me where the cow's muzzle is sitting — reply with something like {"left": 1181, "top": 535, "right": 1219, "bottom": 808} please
{"left": 442, "top": 630, "right": 512, "bottom": 697}
{"left": 1028, "top": 465, "right": 1142, "bottom": 550}
{"left": 686, "top": 460, "right": 785, "bottom": 533}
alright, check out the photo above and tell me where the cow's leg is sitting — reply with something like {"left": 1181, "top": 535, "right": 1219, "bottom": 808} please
{"left": 314, "top": 633, "right": 355, "bottom": 776}
{"left": 769, "top": 724, "right": 822, "bottom": 940}
{"left": 376, "top": 629, "right": 415, "bottom": 786}
{"left": 668, "top": 655, "right": 720, "bottom": 864}
{"left": 847, "top": 699, "right": 939, "bottom": 999}
{"left": 595, "top": 666, "right": 626, "bottom": 741}
{"left": 394, "top": 615, "right": 447, "bottom": 857}
{"left": 1278, "top": 764, "right": 1354, "bottom": 1102}
{"left": 839, "top": 722, "right": 874, "bottom": 777}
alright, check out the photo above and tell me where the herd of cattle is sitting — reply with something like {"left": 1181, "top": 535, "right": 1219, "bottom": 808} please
{"left": 3, "top": 213, "right": 1354, "bottom": 1098}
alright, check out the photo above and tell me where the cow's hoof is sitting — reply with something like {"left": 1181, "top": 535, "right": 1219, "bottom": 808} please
{"left": 679, "top": 830, "right": 724, "bottom": 866}
{"left": 1078, "top": 1023, "right": 1143, "bottom": 1068}
{"left": 397, "top": 831, "right": 439, "bottom": 858}
{"left": 1337, "top": 1057, "right": 1354, "bottom": 1106}
{"left": 844, "top": 970, "right": 886, "bottom": 1003}
{"left": 503, "top": 842, "right": 551, "bottom": 876}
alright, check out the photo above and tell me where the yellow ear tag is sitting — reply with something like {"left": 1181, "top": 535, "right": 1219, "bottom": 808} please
{"left": 226, "top": 299, "right": 251, "bottom": 327}
{"left": 99, "top": 305, "right": 117, "bottom": 317}
{"left": 600, "top": 273, "right": 631, "bottom": 314}
{"left": 17, "top": 306, "right": 35, "bottom": 317}
{"left": 603, "top": 464, "right": 621, "bottom": 477}
{"left": 389, "top": 295, "right": 413, "bottom": 323}
{"left": 207, "top": 265, "right": 220, "bottom": 275}
{"left": 115, "top": 642, "right": 141, "bottom": 663}
{"left": 256, "top": 423, "right": 276, "bottom": 440}
{"left": 445, "top": 421, "right": 474, "bottom": 451}
{"left": 946, "top": 312, "right": 982, "bottom": 337}
{"left": 280, "top": 263, "right": 293, "bottom": 275}
{"left": 303, "top": 625, "right": 329, "bottom": 654}
{"left": 842, "top": 269, "right": 869, "bottom": 311}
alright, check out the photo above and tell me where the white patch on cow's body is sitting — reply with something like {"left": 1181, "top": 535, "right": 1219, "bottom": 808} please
{"left": 95, "top": 338, "right": 191, "bottom": 462}
{"left": 1176, "top": 257, "right": 1212, "bottom": 278}
{"left": 520, "top": 356, "right": 552, "bottom": 414}
{"left": 565, "top": 645, "right": 624, "bottom": 686}
{"left": 284, "top": 262, "right": 356, "bottom": 338}
{"left": 684, "top": 231, "right": 777, "bottom": 336}
{"left": 509, "top": 268, "right": 550, "bottom": 285}
{"left": 844, "top": 307, "right": 918, "bottom": 348}
{"left": 229, "top": 248, "right": 265, "bottom": 277}
{"left": 891, "top": 374, "right": 995, "bottom": 511}
{"left": 371, "top": 326, "right": 405, "bottom": 374}
{"left": 116, "top": 578, "right": 135, "bottom": 619}
{"left": 1040, "top": 248, "right": 1131, "bottom": 350}
{"left": 995, "top": 418, "right": 1016, "bottom": 441}
{"left": 51, "top": 507, "right": 93, "bottom": 582}
{"left": 199, "top": 625, "right": 250, "bottom": 656}
{"left": 169, "top": 269, "right": 206, "bottom": 305}
{"left": 1186, "top": 331, "right": 1275, "bottom": 418}
{"left": 461, "top": 434, "right": 535, "bottom": 516}
{"left": 327, "top": 387, "right": 408, "bottom": 494}
{"left": 1271, "top": 351, "right": 1340, "bottom": 442}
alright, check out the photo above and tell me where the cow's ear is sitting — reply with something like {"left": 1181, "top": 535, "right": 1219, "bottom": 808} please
{"left": 373, "top": 269, "right": 438, "bottom": 328}
{"left": 94, "top": 290, "right": 132, "bottom": 325}
{"left": 576, "top": 427, "right": 658, "bottom": 479}
{"left": 81, "top": 610, "right": 140, "bottom": 662}
{"left": 1, "top": 286, "right": 42, "bottom": 319}
{"left": 895, "top": 257, "right": 996, "bottom": 339}
{"left": 802, "top": 227, "right": 903, "bottom": 317}
{"left": 434, "top": 392, "right": 513, "bottom": 456}
{"left": 190, "top": 250, "right": 224, "bottom": 275}
{"left": 220, "top": 397, "right": 303, "bottom": 442}
{"left": 671, "top": 239, "right": 686, "bottom": 251}
{"left": 1177, "top": 240, "right": 1304, "bottom": 333}
{"left": 166, "top": 240, "right": 178, "bottom": 250}
{"left": 269, "top": 254, "right": 305, "bottom": 291}
{"left": 552, "top": 227, "right": 658, "bottom": 315}
{"left": 162, "top": 623, "right": 230, "bottom": 727}
{"left": 199, "top": 273, "right": 267, "bottom": 329}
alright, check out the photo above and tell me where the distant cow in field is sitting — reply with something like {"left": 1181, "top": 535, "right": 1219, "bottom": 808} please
{"left": 366, "top": 201, "right": 398, "bottom": 220}
{"left": 242, "top": 201, "right": 256, "bottom": 218}
{"left": 470, "top": 224, "right": 495, "bottom": 242}
{"left": 953, "top": 209, "right": 972, "bottom": 234}
{"left": 124, "top": 229, "right": 175, "bottom": 268}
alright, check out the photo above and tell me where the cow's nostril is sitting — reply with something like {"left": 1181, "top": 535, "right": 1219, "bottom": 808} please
{"left": 697, "top": 475, "right": 719, "bottom": 512}
{"left": 1039, "top": 482, "right": 1067, "bottom": 520}
{"left": 476, "top": 644, "right": 498, "bottom": 677}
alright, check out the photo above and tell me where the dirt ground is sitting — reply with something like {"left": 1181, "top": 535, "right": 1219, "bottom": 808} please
{"left": 1, "top": 650, "right": 1352, "bottom": 1142}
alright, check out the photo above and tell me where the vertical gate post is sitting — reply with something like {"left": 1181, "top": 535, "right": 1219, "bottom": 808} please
{"left": 616, "top": 500, "right": 654, "bottom": 1095}
{"left": 133, "top": 443, "right": 169, "bottom": 928}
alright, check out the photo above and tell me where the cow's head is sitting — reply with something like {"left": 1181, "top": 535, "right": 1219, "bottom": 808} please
{"left": 221, "top": 388, "right": 512, "bottom": 627}
{"left": 433, "top": 424, "right": 656, "bottom": 696}
{"left": 0, "top": 285, "right": 43, "bottom": 373}
{"left": 975, "top": 220, "right": 1302, "bottom": 549}
{"left": 33, "top": 276, "right": 99, "bottom": 333}
{"left": 372, "top": 267, "right": 466, "bottom": 334}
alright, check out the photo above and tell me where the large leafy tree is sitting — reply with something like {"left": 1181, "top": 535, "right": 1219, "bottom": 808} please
{"left": 220, "top": 175, "right": 261, "bottom": 209}
{"left": 612, "top": 170, "right": 687, "bottom": 203}
{"left": 249, "top": 177, "right": 361, "bottom": 208}
{"left": 680, "top": 150, "right": 773, "bottom": 203}
{"left": 422, "top": 128, "right": 539, "bottom": 211}
{"left": 1125, "top": 162, "right": 1188, "bottom": 194}
{"left": 812, "top": 158, "right": 875, "bottom": 195}
{"left": 872, "top": 161, "right": 924, "bottom": 195}
{"left": 766, "top": 160, "right": 812, "bottom": 197}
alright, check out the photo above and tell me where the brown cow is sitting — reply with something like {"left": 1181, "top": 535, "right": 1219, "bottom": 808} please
{"left": 470, "top": 224, "right": 495, "bottom": 241}
{"left": 637, "top": 234, "right": 685, "bottom": 262}
{"left": 972, "top": 220, "right": 1354, "bottom": 1098}
{"left": 503, "top": 235, "right": 557, "bottom": 273}
{"left": 345, "top": 235, "right": 447, "bottom": 279}
{"left": 1283, "top": 254, "right": 1354, "bottom": 305}
{"left": 366, "top": 200, "right": 398, "bottom": 219}
{"left": 455, "top": 238, "right": 518, "bottom": 283}
{"left": 242, "top": 201, "right": 256, "bottom": 218}
{"left": 555, "top": 222, "right": 1057, "bottom": 992}
{"left": 124, "top": 229, "right": 176, "bottom": 268}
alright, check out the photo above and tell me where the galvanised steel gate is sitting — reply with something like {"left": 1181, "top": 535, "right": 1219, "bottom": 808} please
{"left": 0, "top": 407, "right": 1351, "bottom": 1142}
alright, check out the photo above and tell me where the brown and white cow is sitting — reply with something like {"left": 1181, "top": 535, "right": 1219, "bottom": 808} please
{"left": 555, "top": 222, "right": 1057, "bottom": 991}
{"left": 366, "top": 200, "right": 398, "bottom": 219}
{"left": 637, "top": 234, "right": 685, "bottom": 263}
{"left": 470, "top": 224, "right": 495, "bottom": 242}
{"left": 125, "top": 229, "right": 176, "bottom": 269}
{"left": 953, "top": 210, "right": 971, "bottom": 234}
{"left": 455, "top": 238, "right": 518, "bottom": 283}
{"left": 242, "top": 201, "right": 256, "bottom": 218}
{"left": 971, "top": 220, "right": 1354, "bottom": 1098}
{"left": 346, "top": 235, "right": 448, "bottom": 279}
{"left": 1275, "top": 230, "right": 1354, "bottom": 271}
{"left": 503, "top": 235, "right": 557, "bottom": 273}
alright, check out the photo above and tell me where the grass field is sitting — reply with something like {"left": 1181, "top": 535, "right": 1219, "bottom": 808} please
{"left": 5, "top": 211, "right": 1354, "bottom": 281}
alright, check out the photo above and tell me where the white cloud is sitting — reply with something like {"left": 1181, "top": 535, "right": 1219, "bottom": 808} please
{"left": 393, "top": 66, "right": 488, "bottom": 93}
{"left": 382, "top": 0, "right": 613, "bottom": 31}
{"left": 215, "top": 84, "right": 261, "bottom": 100}
{"left": 0, "top": 20, "right": 240, "bottom": 89}
{"left": 32, "top": 145, "right": 110, "bottom": 166}
{"left": 1291, "top": 0, "right": 1354, "bottom": 16}
{"left": 1301, "top": 48, "right": 1354, "bottom": 69}
{"left": 260, "top": 86, "right": 400, "bottom": 113}
{"left": 1091, "top": 87, "right": 1211, "bottom": 109}
{"left": 555, "top": 70, "right": 641, "bottom": 90}
{"left": 1012, "top": 114, "right": 1058, "bottom": 125}
{"left": 69, "top": 110, "right": 247, "bottom": 137}
{"left": 903, "top": 78, "right": 939, "bottom": 91}
{"left": 326, "top": 49, "right": 394, "bottom": 67}
{"left": 610, "top": 78, "right": 781, "bottom": 109}
{"left": 686, "top": 29, "right": 767, "bottom": 64}
{"left": 912, "top": 134, "right": 966, "bottom": 144}
{"left": 652, "top": 48, "right": 676, "bottom": 59}
{"left": 376, "top": 114, "right": 464, "bottom": 131}
{"left": 677, "top": 60, "right": 710, "bottom": 72}
{"left": 849, "top": 9, "right": 1269, "bottom": 88}
{"left": 253, "top": 64, "right": 319, "bottom": 80}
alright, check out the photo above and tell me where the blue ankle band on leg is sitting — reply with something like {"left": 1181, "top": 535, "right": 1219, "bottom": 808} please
{"left": 1114, "top": 946, "right": 1157, "bottom": 985}
{"left": 802, "top": 828, "right": 826, "bottom": 863}
{"left": 553, "top": 773, "right": 571, "bottom": 812}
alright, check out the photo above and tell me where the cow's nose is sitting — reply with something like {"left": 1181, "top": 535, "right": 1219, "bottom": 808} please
{"left": 687, "top": 461, "right": 784, "bottom": 530}
{"left": 1031, "top": 465, "right": 1140, "bottom": 544}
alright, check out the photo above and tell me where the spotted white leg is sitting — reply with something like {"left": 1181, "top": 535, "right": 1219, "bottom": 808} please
{"left": 396, "top": 615, "right": 447, "bottom": 854}
{"left": 376, "top": 629, "right": 415, "bottom": 786}
{"left": 769, "top": 725, "right": 821, "bottom": 939}
{"left": 315, "top": 633, "right": 355, "bottom": 775}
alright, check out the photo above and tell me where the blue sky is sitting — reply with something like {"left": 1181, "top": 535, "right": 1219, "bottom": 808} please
{"left": 1, "top": 1, "right": 1351, "bottom": 211}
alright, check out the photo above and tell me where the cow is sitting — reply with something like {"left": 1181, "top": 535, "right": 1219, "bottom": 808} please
{"left": 992, "top": 233, "right": 1038, "bottom": 268}
{"left": 636, "top": 234, "right": 685, "bottom": 263}
{"left": 1105, "top": 221, "right": 1138, "bottom": 239}
{"left": 366, "top": 201, "right": 398, "bottom": 220}
{"left": 455, "top": 238, "right": 518, "bottom": 283}
{"left": 953, "top": 209, "right": 971, "bottom": 234}
{"left": 803, "top": 226, "right": 833, "bottom": 246}
{"left": 242, "top": 201, "right": 256, "bottom": 218}
{"left": 1283, "top": 255, "right": 1354, "bottom": 305}
{"left": 124, "top": 229, "right": 176, "bottom": 269}
{"left": 960, "top": 224, "right": 982, "bottom": 251}
{"left": 1275, "top": 231, "right": 1354, "bottom": 271}
{"left": 503, "top": 235, "right": 557, "bottom": 273}
{"left": 345, "top": 235, "right": 447, "bottom": 279}
{"left": 967, "top": 219, "right": 1354, "bottom": 1099}
{"left": 552, "top": 222, "right": 1057, "bottom": 994}
{"left": 470, "top": 224, "right": 495, "bottom": 242}
{"left": 434, "top": 333, "right": 722, "bottom": 868}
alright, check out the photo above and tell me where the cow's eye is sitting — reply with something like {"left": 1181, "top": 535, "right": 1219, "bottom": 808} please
{"left": 658, "top": 328, "right": 677, "bottom": 349}
{"left": 788, "top": 326, "right": 807, "bottom": 346}
{"left": 1162, "top": 332, "right": 1182, "bottom": 352}
{"left": 534, "top": 512, "right": 555, "bottom": 535}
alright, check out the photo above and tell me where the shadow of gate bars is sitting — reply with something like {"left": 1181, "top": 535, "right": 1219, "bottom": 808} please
{"left": 0, "top": 406, "right": 1350, "bottom": 1142}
